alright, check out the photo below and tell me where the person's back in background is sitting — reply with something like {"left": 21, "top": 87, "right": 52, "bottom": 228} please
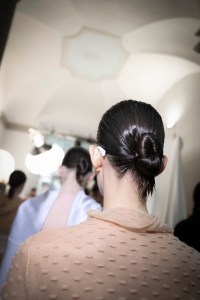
{"left": 174, "top": 182, "right": 200, "bottom": 252}
{"left": 0, "top": 170, "right": 27, "bottom": 265}
{"left": 0, "top": 170, "right": 27, "bottom": 237}
{"left": 0, "top": 147, "right": 102, "bottom": 290}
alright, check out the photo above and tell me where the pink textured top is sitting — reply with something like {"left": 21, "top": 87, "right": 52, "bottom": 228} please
{"left": 1, "top": 208, "right": 200, "bottom": 300}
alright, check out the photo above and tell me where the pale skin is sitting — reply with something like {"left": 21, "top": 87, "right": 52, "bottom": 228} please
{"left": 59, "top": 165, "right": 94, "bottom": 193}
{"left": 89, "top": 145, "right": 167, "bottom": 212}
{"left": 42, "top": 166, "right": 93, "bottom": 230}
{"left": 59, "top": 166, "right": 83, "bottom": 195}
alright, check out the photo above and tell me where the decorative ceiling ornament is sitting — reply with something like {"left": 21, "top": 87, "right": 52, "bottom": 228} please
{"left": 61, "top": 28, "right": 127, "bottom": 80}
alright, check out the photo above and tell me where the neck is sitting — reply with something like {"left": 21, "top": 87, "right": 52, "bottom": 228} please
{"left": 8, "top": 190, "right": 19, "bottom": 200}
{"left": 60, "top": 169, "right": 83, "bottom": 195}
{"left": 102, "top": 159, "right": 148, "bottom": 213}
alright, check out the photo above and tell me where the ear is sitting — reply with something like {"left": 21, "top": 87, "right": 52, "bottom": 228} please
{"left": 157, "top": 155, "right": 168, "bottom": 175}
{"left": 89, "top": 145, "right": 103, "bottom": 172}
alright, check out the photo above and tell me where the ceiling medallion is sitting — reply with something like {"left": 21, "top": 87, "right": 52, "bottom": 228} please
{"left": 61, "top": 28, "right": 127, "bottom": 80}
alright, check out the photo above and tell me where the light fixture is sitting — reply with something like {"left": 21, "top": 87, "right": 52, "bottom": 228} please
{"left": 31, "top": 143, "right": 52, "bottom": 156}
{"left": 167, "top": 121, "right": 176, "bottom": 129}
{"left": 28, "top": 128, "right": 44, "bottom": 148}
{"left": 166, "top": 104, "right": 183, "bottom": 130}
{"left": 25, "top": 144, "right": 64, "bottom": 175}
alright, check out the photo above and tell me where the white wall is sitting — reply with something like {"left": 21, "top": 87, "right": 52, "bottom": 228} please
{"left": 147, "top": 136, "right": 187, "bottom": 228}
{"left": 0, "top": 119, "right": 5, "bottom": 147}
{"left": 156, "top": 73, "right": 200, "bottom": 215}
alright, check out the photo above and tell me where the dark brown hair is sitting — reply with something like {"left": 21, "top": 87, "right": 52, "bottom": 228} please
{"left": 62, "top": 147, "right": 92, "bottom": 185}
{"left": 8, "top": 170, "right": 27, "bottom": 199}
{"left": 97, "top": 100, "right": 165, "bottom": 199}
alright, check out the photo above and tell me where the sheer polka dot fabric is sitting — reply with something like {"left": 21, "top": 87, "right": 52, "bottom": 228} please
{"left": 1, "top": 208, "right": 200, "bottom": 299}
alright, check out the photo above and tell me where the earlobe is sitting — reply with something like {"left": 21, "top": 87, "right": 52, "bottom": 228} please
{"left": 89, "top": 145, "right": 103, "bottom": 172}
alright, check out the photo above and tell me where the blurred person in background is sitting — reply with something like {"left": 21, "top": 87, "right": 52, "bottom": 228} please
{"left": 0, "top": 170, "right": 27, "bottom": 237}
{"left": 0, "top": 170, "right": 27, "bottom": 265}
{"left": 0, "top": 147, "right": 102, "bottom": 290}
{"left": 174, "top": 182, "right": 200, "bottom": 252}
{"left": 24, "top": 187, "right": 36, "bottom": 199}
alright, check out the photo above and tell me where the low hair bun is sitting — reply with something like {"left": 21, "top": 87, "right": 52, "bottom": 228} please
{"left": 134, "top": 133, "right": 162, "bottom": 177}
{"left": 97, "top": 100, "right": 165, "bottom": 198}
{"left": 77, "top": 157, "right": 89, "bottom": 175}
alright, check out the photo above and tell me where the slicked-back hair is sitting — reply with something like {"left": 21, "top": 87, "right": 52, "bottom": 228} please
{"left": 62, "top": 147, "right": 92, "bottom": 186}
{"left": 97, "top": 100, "right": 165, "bottom": 200}
{"left": 8, "top": 170, "right": 27, "bottom": 199}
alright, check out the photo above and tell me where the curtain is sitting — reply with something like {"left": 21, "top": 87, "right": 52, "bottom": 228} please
{"left": 147, "top": 136, "right": 187, "bottom": 229}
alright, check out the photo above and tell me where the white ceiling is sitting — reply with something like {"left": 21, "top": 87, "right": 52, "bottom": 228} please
{"left": 0, "top": 0, "right": 200, "bottom": 141}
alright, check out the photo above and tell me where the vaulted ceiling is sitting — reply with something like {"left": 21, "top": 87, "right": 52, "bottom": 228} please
{"left": 0, "top": 0, "right": 200, "bottom": 142}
